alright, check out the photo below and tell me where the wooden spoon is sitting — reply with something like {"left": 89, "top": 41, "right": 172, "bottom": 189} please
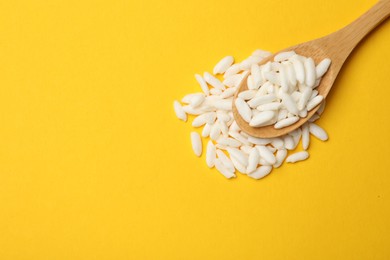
{"left": 233, "top": 0, "right": 390, "bottom": 138}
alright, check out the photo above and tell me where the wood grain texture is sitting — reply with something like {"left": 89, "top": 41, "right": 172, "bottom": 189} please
{"left": 233, "top": 0, "right": 390, "bottom": 138}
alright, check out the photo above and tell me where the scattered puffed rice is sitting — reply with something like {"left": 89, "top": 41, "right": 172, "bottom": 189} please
{"left": 174, "top": 50, "right": 329, "bottom": 179}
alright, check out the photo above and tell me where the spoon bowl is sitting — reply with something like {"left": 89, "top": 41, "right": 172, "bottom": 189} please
{"left": 233, "top": 44, "right": 335, "bottom": 138}
{"left": 233, "top": 0, "right": 390, "bottom": 138}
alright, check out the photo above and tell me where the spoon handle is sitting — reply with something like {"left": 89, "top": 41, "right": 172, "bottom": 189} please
{"left": 321, "top": 0, "right": 390, "bottom": 65}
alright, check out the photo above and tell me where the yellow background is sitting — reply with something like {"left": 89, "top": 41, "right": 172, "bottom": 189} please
{"left": 0, "top": 0, "right": 389, "bottom": 259}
